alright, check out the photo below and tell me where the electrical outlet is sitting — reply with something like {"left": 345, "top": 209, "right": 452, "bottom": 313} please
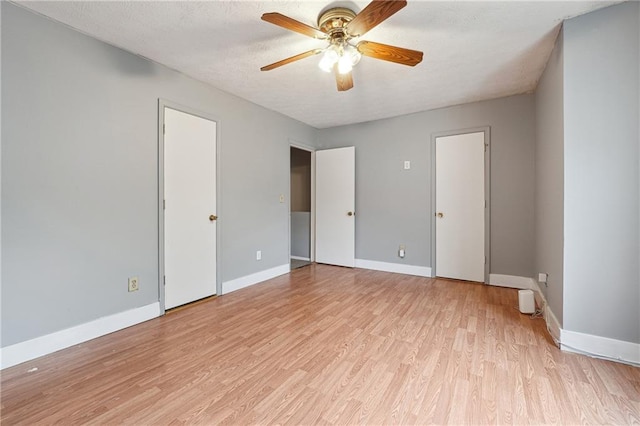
{"left": 538, "top": 273, "right": 548, "bottom": 288}
{"left": 398, "top": 244, "right": 406, "bottom": 258}
{"left": 256, "top": 250, "right": 262, "bottom": 261}
{"left": 128, "top": 277, "right": 139, "bottom": 292}
{"left": 279, "top": 194, "right": 285, "bottom": 203}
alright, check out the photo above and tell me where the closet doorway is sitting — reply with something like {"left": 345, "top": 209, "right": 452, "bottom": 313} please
{"left": 290, "top": 146, "right": 312, "bottom": 270}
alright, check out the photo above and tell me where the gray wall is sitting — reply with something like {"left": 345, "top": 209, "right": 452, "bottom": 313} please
{"left": 562, "top": 2, "right": 639, "bottom": 343}
{"left": 4, "top": 0, "right": 637, "bottom": 353}
{"left": 534, "top": 29, "right": 565, "bottom": 325}
{"left": 316, "top": 95, "right": 536, "bottom": 276}
{"left": 1, "top": 3, "right": 316, "bottom": 347}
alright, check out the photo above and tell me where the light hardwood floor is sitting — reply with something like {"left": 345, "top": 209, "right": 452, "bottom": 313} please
{"left": 1, "top": 264, "right": 639, "bottom": 424}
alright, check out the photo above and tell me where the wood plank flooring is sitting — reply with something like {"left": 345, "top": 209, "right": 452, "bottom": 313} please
{"left": 1, "top": 264, "right": 639, "bottom": 424}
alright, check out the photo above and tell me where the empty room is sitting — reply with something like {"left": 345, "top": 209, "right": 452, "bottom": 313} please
{"left": 1, "top": 0, "right": 638, "bottom": 424}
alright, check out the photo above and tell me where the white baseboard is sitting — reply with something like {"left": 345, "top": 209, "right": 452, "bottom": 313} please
{"left": 222, "top": 264, "right": 290, "bottom": 294}
{"left": 490, "top": 274, "right": 560, "bottom": 339}
{"left": 527, "top": 278, "right": 637, "bottom": 366}
{"left": 355, "top": 259, "right": 432, "bottom": 277}
{"left": 0, "top": 302, "right": 160, "bottom": 370}
{"left": 544, "top": 304, "right": 562, "bottom": 344}
{"left": 528, "top": 278, "right": 562, "bottom": 343}
{"left": 290, "top": 256, "right": 310, "bottom": 261}
{"left": 561, "top": 330, "right": 640, "bottom": 366}
{"left": 489, "top": 273, "right": 532, "bottom": 289}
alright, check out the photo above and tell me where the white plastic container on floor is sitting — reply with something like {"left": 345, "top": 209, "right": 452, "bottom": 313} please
{"left": 518, "top": 289, "right": 535, "bottom": 314}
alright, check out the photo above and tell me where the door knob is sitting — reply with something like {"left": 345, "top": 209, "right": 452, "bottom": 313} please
{"left": 347, "top": 211, "right": 354, "bottom": 216}
{"left": 209, "top": 215, "right": 218, "bottom": 221}
{"left": 436, "top": 212, "right": 444, "bottom": 218}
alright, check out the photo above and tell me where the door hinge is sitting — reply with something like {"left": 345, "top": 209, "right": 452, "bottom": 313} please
{"left": 484, "top": 200, "right": 487, "bottom": 208}
{"left": 163, "top": 199, "right": 166, "bottom": 210}
{"left": 485, "top": 143, "right": 488, "bottom": 152}
{"left": 484, "top": 256, "right": 487, "bottom": 265}
{"left": 163, "top": 123, "right": 166, "bottom": 135}
{"left": 163, "top": 276, "right": 166, "bottom": 286}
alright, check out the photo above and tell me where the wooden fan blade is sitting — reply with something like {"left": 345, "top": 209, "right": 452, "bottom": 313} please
{"left": 261, "top": 49, "right": 322, "bottom": 71}
{"left": 262, "top": 12, "right": 327, "bottom": 39}
{"left": 334, "top": 65, "right": 354, "bottom": 91}
{"left": 346, "top": 0, "right": 407, "bottom": 37}
{"left": 357, "top": 40, "right": 423, "bottom": 66}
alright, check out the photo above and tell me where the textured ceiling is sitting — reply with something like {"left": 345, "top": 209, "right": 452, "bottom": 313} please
{"left": 16, "top": 1, "right": 620, "bottom": 128}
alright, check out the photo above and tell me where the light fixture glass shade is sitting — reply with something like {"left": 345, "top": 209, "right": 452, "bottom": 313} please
{"left": 318, "top": 48, "right": 339, "bottom": 73}
{"left": 318, "top": 42, "right": 360, "bottom": 74}
{"left": 344, "top": 43, "right": 361, "bottom": 66}
{"left": 337, "top": 55, "right": 353, "bottom": 74}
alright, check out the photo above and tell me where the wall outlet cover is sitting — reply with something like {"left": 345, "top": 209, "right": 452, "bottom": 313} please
{"left": 128, "top": 277, "right": 139, "bottom": 292}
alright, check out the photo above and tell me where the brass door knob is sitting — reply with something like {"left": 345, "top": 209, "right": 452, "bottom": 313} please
{"left": 347, "top": 211, "right": 354, "bottom": 216}
{"left": 209, "top": 215, "right": 218, "bottom": 221}
{"left": 436, "top": 212, "right": 444, "bottom": 218}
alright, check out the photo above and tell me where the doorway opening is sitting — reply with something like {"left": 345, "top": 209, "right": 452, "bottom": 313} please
{"left": 290, "top": 146, "right": 312, "bottom": 270}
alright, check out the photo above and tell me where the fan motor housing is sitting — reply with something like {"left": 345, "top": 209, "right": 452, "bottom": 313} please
{"left": 318, "top": 7, "right": 356, "bottom": 36}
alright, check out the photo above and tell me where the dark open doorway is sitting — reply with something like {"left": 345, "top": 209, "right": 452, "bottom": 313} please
{"left": 290, "top": 146, "right": 312, "bottom": 270}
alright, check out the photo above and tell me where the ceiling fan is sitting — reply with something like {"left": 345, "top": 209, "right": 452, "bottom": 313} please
{"left": 260, "top": 0, "right": 423, "bottom": 91}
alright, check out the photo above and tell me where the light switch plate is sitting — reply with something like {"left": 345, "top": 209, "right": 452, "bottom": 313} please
{"left": 403, "top": 161, "right": 411, "bottom": 170}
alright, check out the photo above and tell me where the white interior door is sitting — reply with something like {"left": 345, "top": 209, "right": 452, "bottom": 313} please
{"left": 164, "top": 107, "right": 217, "bottom": 309}
{"left": 315, "top": 147, "right": 355, "bottom": 267}
{"left": 435, "top": 132, "right": 485, "bottom": 282}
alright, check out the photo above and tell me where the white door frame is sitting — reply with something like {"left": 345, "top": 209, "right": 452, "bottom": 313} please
{"left": 288, "top": 140, "right": 315, "bottom": 263}
{"left": 430, "top": 126, "right": 491, "bottom": 283}
{"left": 158, "top": 99, "right": 222, "bottom": 314}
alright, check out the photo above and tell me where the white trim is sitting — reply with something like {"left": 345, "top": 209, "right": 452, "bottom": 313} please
{"left": 528, "top": 278, "right": 543, "bottom": 305}
{"left": 527, "top": 278, "right": 636, "bottom": 366}
{"left": 488, "top": 273, "right": 532, "bottom": 289}
{"left": 0, "top": 303, "right": 160, "bottom": 370}
{"left": 528, "top": 278, "right": 562, "bottom": 343}
{"left": 545, "top": 305, "right": 562, "bottom": 344}
{"left": 222, "top": 264, "right": 289, "bottom": 294}
{"left": 561, "top": 330, "right": 640, "bottom": 366}
{"left": 290, "top": 256, "right": 311, "bottom": 261}
{"left": 288, "top": 139, "right": 316, "bottom": 153}
{"left": 355, "top": 259, "right": 432, "bottom": 277}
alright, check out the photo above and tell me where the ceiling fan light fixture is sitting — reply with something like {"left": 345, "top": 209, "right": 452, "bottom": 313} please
{"left": 337, "top": 54, "right": 353, "bottom": 74}
{"left": 261, "top": 1, "right": 422, "bottom": 91}
{"left": 319, "top": 42, "right": 360, "bottom": 74}
{"left": 318, "top": 47, "right": 339, "bottom": 72}
{"left": 344, "top": 43, "right": 361, "bottom": 66}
